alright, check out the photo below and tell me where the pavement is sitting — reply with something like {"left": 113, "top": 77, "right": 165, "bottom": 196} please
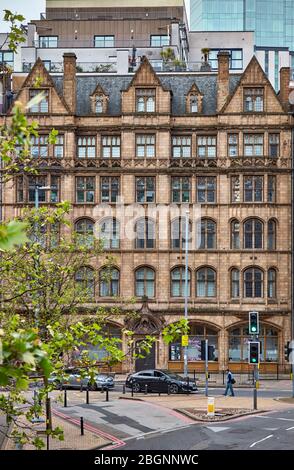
{"left": 2, "top": 380, "right": 294, "bottom": 450}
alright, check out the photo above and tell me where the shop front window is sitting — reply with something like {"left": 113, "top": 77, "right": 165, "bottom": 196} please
{"left": 169, "top": 324, "right": 218, "bottom": 362}
{"left": 228, "top": 325, "right": 278, "bottom": 362}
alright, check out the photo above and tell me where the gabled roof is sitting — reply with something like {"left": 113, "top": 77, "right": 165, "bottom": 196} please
{"left": 11, "top": 58, "right": 70, "bottom": 114}
{"left": 125, "top": 56, "right": 168, "bottom": 91}
{"left": 220, "top": 55, "right": 285, "bottom": 114}
{"left": 90, "top": 84, "right": 108, "bottom": 97}
{"left": 186, "top": 82, "right": 203, "bottom": 96}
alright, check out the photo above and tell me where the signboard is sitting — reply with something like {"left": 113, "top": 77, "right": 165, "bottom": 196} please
{"left": 182, "top": 335, "right": 189, "bottom": 347}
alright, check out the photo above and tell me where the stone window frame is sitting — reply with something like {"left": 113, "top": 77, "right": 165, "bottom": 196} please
{"left": 243, "top": 267, "right": 264, "bottom": 298}
{"left": 101, "top": 135, "right": 121, "bottom": 159}
{"left": 77, "top": 136, "right": 96, "bottom": 159}
{"left": 134, "top": 217, "right": 156, "bottom": 250}
{"left": 170, "top": 217, "right": 193, "bottom": 250}
{"left": 135, "top": 176, "right": 156, "bottom": 203}
{"left": 243, "top": 175, "right": 264, "bottom": 203}
{"left": 243, "top": 87, "right": 265, "bottom": 113}
{"left": 135, "top": 266, "right": 156, "bottom": 298}
{"left": 196, "top": 176, "right": 217, "bottom": 204}
{"left": 228, "top": 133, "right": 239, "bottom": 157}
{"left": 170, "top": 266, "right": 191, "bottom": 298}
{"left": 243, "top": 218, "right": 264, "bottom": 250}
{"left": 135, "top": 88, "right": 156, "bottom": 113}
{"left": 100, "top": 176, "right": 120, "bottom": 203}
{"left": 28, "top": 88, "right": 50, "bottom": 113}
{"left": 171, "top": 176, "right": 191, "bottom": 203}
{"left": 172, "top": 135, "right": 192, "bottom": 158}
{"left": 196, "top": 266, "right": 217, "bottom": 298}
{"left": 99, "top": 266, "right": 120, "bottom": 297}
{"left": 75, "top": 176, "right": 96, "bottom": 204}
{"left": 90, "top": 89, "right": 109, "bottom": 114}
{"left": 22, "top": 174, "right": 60, "bottom": 204}
{"left": 268, "top": 133, "right": 280, "bottom": 158}
{"left": 197, "top": 135, "right": 217, "bottom": 159}
{"left": 136, "top": 134, "right": 156, "bottom": 158}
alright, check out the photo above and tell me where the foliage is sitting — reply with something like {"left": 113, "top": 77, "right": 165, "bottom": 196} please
{"left": 2, "top": 10, "right": 26, "bottom": 52}
{"left": 162, "top": 319, "right": 190, "bottom": 344}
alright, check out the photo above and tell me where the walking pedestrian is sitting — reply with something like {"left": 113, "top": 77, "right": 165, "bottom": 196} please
{"left": 224, "top": 368, "right": 235, "bottom": 396}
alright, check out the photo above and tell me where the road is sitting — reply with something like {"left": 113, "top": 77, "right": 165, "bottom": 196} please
{"left": 51, "top": 384, "right": 294, "bottom": 450}
{"left": 123, "top": 408, "right": 294, "bottom": 450}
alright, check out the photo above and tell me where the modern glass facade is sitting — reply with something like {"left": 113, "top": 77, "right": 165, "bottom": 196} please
{"left": 189, "top": 0, "right": 294, "bottom": 51}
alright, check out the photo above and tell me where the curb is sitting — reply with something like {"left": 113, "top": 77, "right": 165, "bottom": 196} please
{"left": 175, "top": 408, "right": 269, "bottom": 422}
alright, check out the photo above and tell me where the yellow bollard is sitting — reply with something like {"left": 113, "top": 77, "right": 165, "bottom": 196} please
{"left": 207, "top": 397, "right": 215, "bottom": 417}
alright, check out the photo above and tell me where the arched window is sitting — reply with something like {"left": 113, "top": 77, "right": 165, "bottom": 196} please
{"left": 135, "top": 267, "right": 155, "bottom": 298}
{"left": 229, "top": 324, "right": 278, "bottom": 362}
{"left": 135, "top": 218, "right": 155, "bottom": 249}
{"left": 171, "top": 217, "right": 192, "bottom": 250}
{"left": 268, "top": 219, "right": 276, "bottom": 250}
{"left": 198, "top": 218, "right": 216, "bottom": 249}
{"left": 171, "top": 267, "right": 191, "bottom": 297}
{"left": 268, "top": 268, "right": 277, "bottom": 299}
{"left": 231, "top": 269, "right": 240, "bottom": 298}
{"left": 244, "top": 267, "right": 263, "bottom": 297}
{"left": 99, "top": 218, "right": 119, "bottom": 249}
{"left": 99, "top": 267, "right": 120, "bottom": 297}
{"left": 75, "top": 266, "right": 95, "bottom": 299}
{"left": 196, "top": 267, "right": 216, "bottom": 297}
{"left": 244, "top": 219, "right": 263, "bottom": 249}
{"left": 75, "top": 219, "right": 94, "bottom": 247}
{"left": 231, "top": 219, "right": 240, "bottom": 249}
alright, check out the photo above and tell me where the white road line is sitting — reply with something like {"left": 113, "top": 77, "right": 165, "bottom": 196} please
{"left": 250, "top": 435, "right": 273, "bottom": 448}
{"left": 286, "top": 426, "right": 294, "bottom": 431}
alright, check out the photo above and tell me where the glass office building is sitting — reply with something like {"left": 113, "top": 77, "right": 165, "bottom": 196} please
{"left": 189, "top": 0, "right": 294, "bottom": 52}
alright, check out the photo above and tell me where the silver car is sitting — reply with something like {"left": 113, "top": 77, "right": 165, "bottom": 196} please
{"left": 48, "top": 368, "right": 115, "bottom": 390}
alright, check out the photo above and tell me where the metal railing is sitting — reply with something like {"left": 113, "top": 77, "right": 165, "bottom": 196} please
{"left": 21, "top": 62, "right": 117, "bottom": 73}
{"left": 34, "top": 39, "right": 175, "bottom": 49}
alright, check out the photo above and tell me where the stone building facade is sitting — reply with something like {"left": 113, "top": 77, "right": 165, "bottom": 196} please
{"left": 1, "top": 51, "right": 293, "bottom": 374}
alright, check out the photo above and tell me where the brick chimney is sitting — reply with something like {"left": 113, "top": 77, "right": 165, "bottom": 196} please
{"left": 217, "top": 51, "right": 230, "bottom": 112}
{"left": 279, "top": 67, "right": 290, "bottom": 111}
{"left": 63, "top": 53, "right": 76, "bottom": 114}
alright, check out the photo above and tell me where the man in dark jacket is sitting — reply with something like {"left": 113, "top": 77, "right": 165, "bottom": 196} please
{"left": 224, "top": 368, "right": 235, "bottom": 396}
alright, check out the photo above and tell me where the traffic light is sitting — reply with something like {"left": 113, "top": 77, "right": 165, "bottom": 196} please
{"left": 200, "top": 341, "right": 215, "bottom": 361}
{"left": 285, "top": 342, "right": 291, "bottom": 362}
{"left": 249, "top": 311, "right": 259, "bottom": 335}
{"left": 248, "top": 341, "right": 260, "bottom": 364}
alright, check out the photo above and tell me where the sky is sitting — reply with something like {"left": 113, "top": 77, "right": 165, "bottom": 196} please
{"left": 0, "top": 0, "right": 45, "bottom": 32}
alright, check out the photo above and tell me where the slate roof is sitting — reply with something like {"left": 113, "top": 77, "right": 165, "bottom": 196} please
{"left": 52, "top": 74, "right": 241, "bottom": 116}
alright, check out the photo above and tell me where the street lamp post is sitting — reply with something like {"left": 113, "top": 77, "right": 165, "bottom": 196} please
{"left": 183, "top": 210, "right": 190, "bottom": 378}
{"left": 31, "top": 184, "right": 51, "bottom": 424}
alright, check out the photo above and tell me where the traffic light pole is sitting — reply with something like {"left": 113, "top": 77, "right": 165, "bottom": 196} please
{"left": 253, "top": 363, "right": 258, "bottom": 410}
{"left": 205, "top": 339, "right": 208, "bottom": 397}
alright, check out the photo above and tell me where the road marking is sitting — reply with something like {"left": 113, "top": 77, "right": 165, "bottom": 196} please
{"left": 286, "top": 426, "right": 294, "bottom": 431}
{"left": 206, "top": 426, "right": 230, "bottom": 433}
{"left": 125, "top": 424, "right": 192, "bottom": 441}
{"left": 253, "top": 416, "right": 294, "bottom": 422}
{"left": 250, "top": 434, "right": 273, "bottom": 448}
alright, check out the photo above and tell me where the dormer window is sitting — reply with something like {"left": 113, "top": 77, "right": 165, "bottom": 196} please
{"left": 95, "top": 96, "right": 103, "bottom": 113}
{"left": 186, "top": 83, "right": 202, "bottom": 114}
{"left": 90, "top": 85, "right": 108, "bottom": 114}
{"left": 29, "top": 89, "right": 49, "bottom": 113}
{"left": 190, "top": 95, "right": 198, "bottom": 113}
{"left": 136, "top": 88, "right": 155, "bottom": 113}
{"left": 244, "top": 88, "right": 264, "bottom": 112}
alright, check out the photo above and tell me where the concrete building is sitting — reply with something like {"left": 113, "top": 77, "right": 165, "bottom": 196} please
{"left": 185, "top": 0, "right": 294, "bottom": 90}
{"left": 2, "top": 52, "right": 293, "bottom": 374}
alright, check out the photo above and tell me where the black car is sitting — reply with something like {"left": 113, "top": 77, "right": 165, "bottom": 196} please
{"left": 125, "top": 369, "right": 197, "bottom": 394}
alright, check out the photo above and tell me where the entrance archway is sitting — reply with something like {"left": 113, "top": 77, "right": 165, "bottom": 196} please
{"left": 135, "top": 341, "right": 156, "bottom": 372}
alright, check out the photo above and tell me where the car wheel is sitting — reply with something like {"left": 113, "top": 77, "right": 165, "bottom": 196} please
{"left": 132, "top": 381, "right": 141, "bottom": 393}
{"left": 169, "top": 383, "right": 179, "bottom": 394}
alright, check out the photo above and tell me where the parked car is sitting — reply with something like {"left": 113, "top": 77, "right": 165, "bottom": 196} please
{"left": 126, "top": 369, "right": 197, "bottom": 394}
{"left": 48, "top": 368, "right": 115, "bottom": 391}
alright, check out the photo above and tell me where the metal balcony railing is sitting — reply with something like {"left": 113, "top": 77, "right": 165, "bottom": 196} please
{"left": 34, "top": 39, "right": 174, "bottom": 49}
{"left": 21, "top": 62, "right": 117, "bottom": 73}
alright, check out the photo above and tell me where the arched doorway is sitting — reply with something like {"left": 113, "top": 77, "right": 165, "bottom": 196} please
{"left": 135, "top": 341, "right": 156, "bottom": 372}
{"left": 168, "top": 322, "right": 219, "bottom": 372}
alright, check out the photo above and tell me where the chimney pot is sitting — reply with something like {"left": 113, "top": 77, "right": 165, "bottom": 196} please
{"left": 217, "top": 51, "right": 230, "bottom": 112}
{"left": 279, "top": 67, "right": 290, "bottom": 111}
{"left": 63, "top": 53, "right": 76, "bottom": 114}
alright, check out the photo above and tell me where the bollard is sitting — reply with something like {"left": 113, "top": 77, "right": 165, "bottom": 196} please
{"left": 86, "top": 388, "right": 89, "bottom": 405}
{"left": 80, "top": 417, "right": 84, "bottom": 436}
{"left": 131, "top": 381, "right": 134, "bottom": 397}
{"left": 186, "top": 377, "right": 190, "bottom": 395}
{"left": 167, "top": 384, "right": 170, "bottom": 395}
{"left": 144, "top": 384, "right": 148, "bottom": 395}
{"left": 64, "top": 388, "right": 67, "bottom": 408}
{"left": 207, "top": 397, "right": 215, "bottom": 417}
{"left": 106, "top": 388, "right": 109, "bottom": 402}
{"left": 194, "top": 370, "right": 196, "bottom": 382}
{"left": 123, "top": 384, "right": 126, "bottom": 394}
